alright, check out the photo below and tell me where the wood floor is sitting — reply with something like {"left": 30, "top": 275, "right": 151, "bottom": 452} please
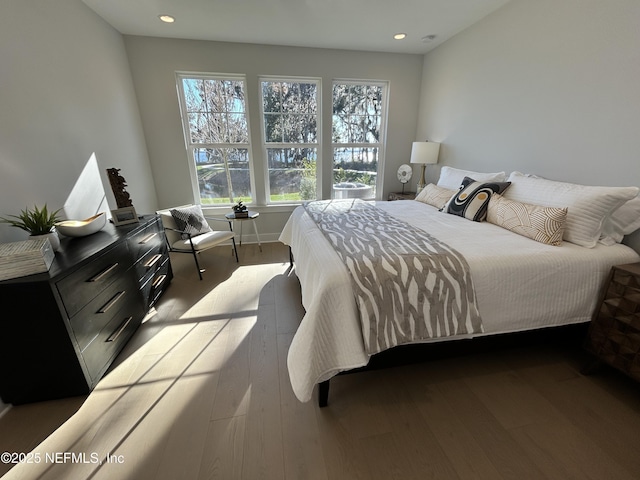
{"left": 1, "top": 241, "right": 640, "bottom": 479}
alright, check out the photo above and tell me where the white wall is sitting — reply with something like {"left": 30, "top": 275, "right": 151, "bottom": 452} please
{"left": 416, "top": 0, "right": 640, "bottom": 249}
{"left": 123, "top": 36, "right": 424, "bottom": 241}
{"left": 0, "top": 0, "right": 157, "bottom": 244}
{"left": 417, "top": 0, "right": 640, "bottom": 190}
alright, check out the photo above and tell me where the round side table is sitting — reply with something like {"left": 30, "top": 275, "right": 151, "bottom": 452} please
{"left": 224, "top": 211, "right": 262, "bottom": 251}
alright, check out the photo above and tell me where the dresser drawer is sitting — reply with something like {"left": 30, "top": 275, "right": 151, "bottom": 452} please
{"left": 134, "top": 243, "right": 167, "bottom": 285}
{"left": 128, "top": 218, "right": 163, "bottom": 261}
{"left": 69, "top": 274, "right": 140, "bottom": 352}
{"left": 56, "top": 242, "right": 131, "bottom": 318}
{"left": 142, "top": 257, "right": 171, "bottom": 309}
{"left": 82, "top": 302, "right": 144, "bottom": 383}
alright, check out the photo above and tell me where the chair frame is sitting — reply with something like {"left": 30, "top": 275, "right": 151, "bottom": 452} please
{"left": 162, "top": 216, "right": 239, "bottom": 280}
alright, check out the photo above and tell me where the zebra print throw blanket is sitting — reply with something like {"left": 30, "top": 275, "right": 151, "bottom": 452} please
{"left": 303, "top": 199, "right": 483, "bottom": 354}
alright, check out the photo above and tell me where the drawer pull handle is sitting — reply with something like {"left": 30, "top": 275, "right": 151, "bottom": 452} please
{"left": 152, "top": 274, "right": 167, "bottom": 289}
{"left": 89, "top": 263, "right": 119, "bottom": 282}
{"left": 98, "top": 291, "right": 126, "bottom": 313}
{"left": 139, "top": 232, "right": 158, "bottom": 244}
{"left": 107, "top": 316, "right": 132, "bottom": 343}
{"left": 144, "top": 254, "right": 163, "bottom": 268}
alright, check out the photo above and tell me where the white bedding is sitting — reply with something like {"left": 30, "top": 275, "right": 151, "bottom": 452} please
{"left": 279, "top": 200, "right": 640, "bottom": 402}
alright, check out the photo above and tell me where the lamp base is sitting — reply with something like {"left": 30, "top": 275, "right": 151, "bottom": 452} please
{"left": 417, "top": 164, "right": 427, "bottom": 192}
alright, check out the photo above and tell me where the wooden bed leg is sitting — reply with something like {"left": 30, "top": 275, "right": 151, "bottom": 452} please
{"left": 289, "top": 246, "right": 294, "bottom": 268}
{"left": 318, "top": 380, "right": 330, "bottom": 408}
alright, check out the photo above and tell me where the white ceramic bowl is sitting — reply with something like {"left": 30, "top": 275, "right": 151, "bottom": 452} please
{"left": 55, "top": 212, "right": 107, "bottom": 237}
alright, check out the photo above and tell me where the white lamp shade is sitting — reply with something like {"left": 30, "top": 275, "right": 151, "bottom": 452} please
{"left": 410, "top": 141, "right": 440, "bottom": 165}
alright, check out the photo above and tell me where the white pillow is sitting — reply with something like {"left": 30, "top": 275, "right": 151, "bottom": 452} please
{"left": 503, "top": 171, "right": 639, "bottom": 248}
{"left": 437, "top": 166, "right": 507, "bottom": 190}
{"left": 599, "top": 195, "right": 640, "bottom": 245}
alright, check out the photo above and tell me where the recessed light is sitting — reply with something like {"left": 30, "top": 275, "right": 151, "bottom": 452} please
{"left": 393, "top": 33, "right": 407, "bottom": 40}
{"left": 421, "top": 35, "right": 437, "bottom": 42}
{"left": 158, "top": 14, "right": 175, "bottom": 23}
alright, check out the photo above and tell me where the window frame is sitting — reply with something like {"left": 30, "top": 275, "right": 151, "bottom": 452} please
{"left": 175, "top": 72, "right": 256, "bottom": 206}
{"left": 331, "top": 79, "right": 389, "bottom": 200}
{"left": 258, "top": 75, "right": 322, "bottom": 204}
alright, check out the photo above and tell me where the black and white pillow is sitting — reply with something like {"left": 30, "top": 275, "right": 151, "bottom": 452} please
{"left": 170, "top": 205, "right": 212, "bottom": 239}
{"left": 443, "top": 177, "right": 511, "bottom": 222}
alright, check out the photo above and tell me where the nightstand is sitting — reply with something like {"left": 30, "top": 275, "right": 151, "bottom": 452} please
{"left": 388, "top": 192, "right": 417, "bottom": 201}
{"left": 583, "top": 263, "right": 640, "bottom": 381}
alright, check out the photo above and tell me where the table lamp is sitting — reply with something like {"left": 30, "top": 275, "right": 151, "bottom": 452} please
{"left": 410, "top": 141, "right": 440, "bottom": 192}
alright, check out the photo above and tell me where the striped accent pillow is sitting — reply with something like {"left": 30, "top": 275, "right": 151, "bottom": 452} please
{"left": 437, "top": 166, "right": 507, "bottom": 190}
{"left": 504, "top": 172, "right": 639, "bottom": 248}
{"left": 487, "top": 194, "right": 567, "bottom": 246}
{"left": 444, "top": 177, "right": 511, "bottom": 222}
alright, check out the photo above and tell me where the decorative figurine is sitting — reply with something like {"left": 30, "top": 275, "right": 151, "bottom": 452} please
{"left": 106, "top": 168, "right": 134, "bottom": 208}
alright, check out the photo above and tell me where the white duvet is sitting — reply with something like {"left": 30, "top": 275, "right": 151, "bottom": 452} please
{"left": 279, "top": 200, "right": 640, "bottom": 402}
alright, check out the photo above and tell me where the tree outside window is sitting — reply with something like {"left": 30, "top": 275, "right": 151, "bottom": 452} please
{"left": 178, "top": 75, "right": 252, "bottom": 205}
{"left": 261, "top": 79, "right": 320, "bottom": 202}
{"left": 332, "top": 82, "right": 387, "bottom": 200}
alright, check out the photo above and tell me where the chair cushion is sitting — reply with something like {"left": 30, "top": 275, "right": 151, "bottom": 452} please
{"left": 170, "top": 230, "right": 235, "bottom": 252}
{"left": 170, "top": 205, "right": 213, "bottom": 239}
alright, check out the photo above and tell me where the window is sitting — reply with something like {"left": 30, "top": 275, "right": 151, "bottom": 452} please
{"left": 332, "top": 81, "right": 388, "bottom": 200}
{"left": 177, "top": 74, "right": 253, "bottom": 205}
{"left": 260, "top": 78, "right": 320, "bottom": 202}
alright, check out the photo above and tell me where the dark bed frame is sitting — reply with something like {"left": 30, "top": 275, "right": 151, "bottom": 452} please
{"left": 315, "top": 323, "right": 590, "bottom": 407}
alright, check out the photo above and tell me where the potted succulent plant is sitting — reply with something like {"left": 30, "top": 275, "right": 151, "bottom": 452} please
{"left": 232, "top": 200, "right": 247, "bottom": 213}
{"left": 232, "top": 200, "right": 249, "bottom": 217}
{"left": 0, "top": 204, "right": 63, "bottom": 251}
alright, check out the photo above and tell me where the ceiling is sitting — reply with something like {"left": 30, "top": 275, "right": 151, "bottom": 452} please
{"left": 82, "top": 0, "right": 511, "bottom": 55}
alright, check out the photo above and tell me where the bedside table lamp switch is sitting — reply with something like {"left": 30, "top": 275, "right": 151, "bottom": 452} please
{"left": 410, "top": 141, "right": 440, "bottom": 192}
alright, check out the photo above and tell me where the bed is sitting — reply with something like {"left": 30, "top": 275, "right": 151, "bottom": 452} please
{"left": 279, "top": 168, "right": 640, "bottom": 405}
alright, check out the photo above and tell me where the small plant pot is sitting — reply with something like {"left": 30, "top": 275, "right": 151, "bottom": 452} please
{"left": 31, "top": 229, "right": 60, "bottom": 252}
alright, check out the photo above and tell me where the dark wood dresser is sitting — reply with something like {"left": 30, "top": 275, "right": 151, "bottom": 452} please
{"left": 0, "top": 215, "right": 172, "bottom": 404}
{"left": 584, "top": 263, "right": 640, "bottom": 382}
